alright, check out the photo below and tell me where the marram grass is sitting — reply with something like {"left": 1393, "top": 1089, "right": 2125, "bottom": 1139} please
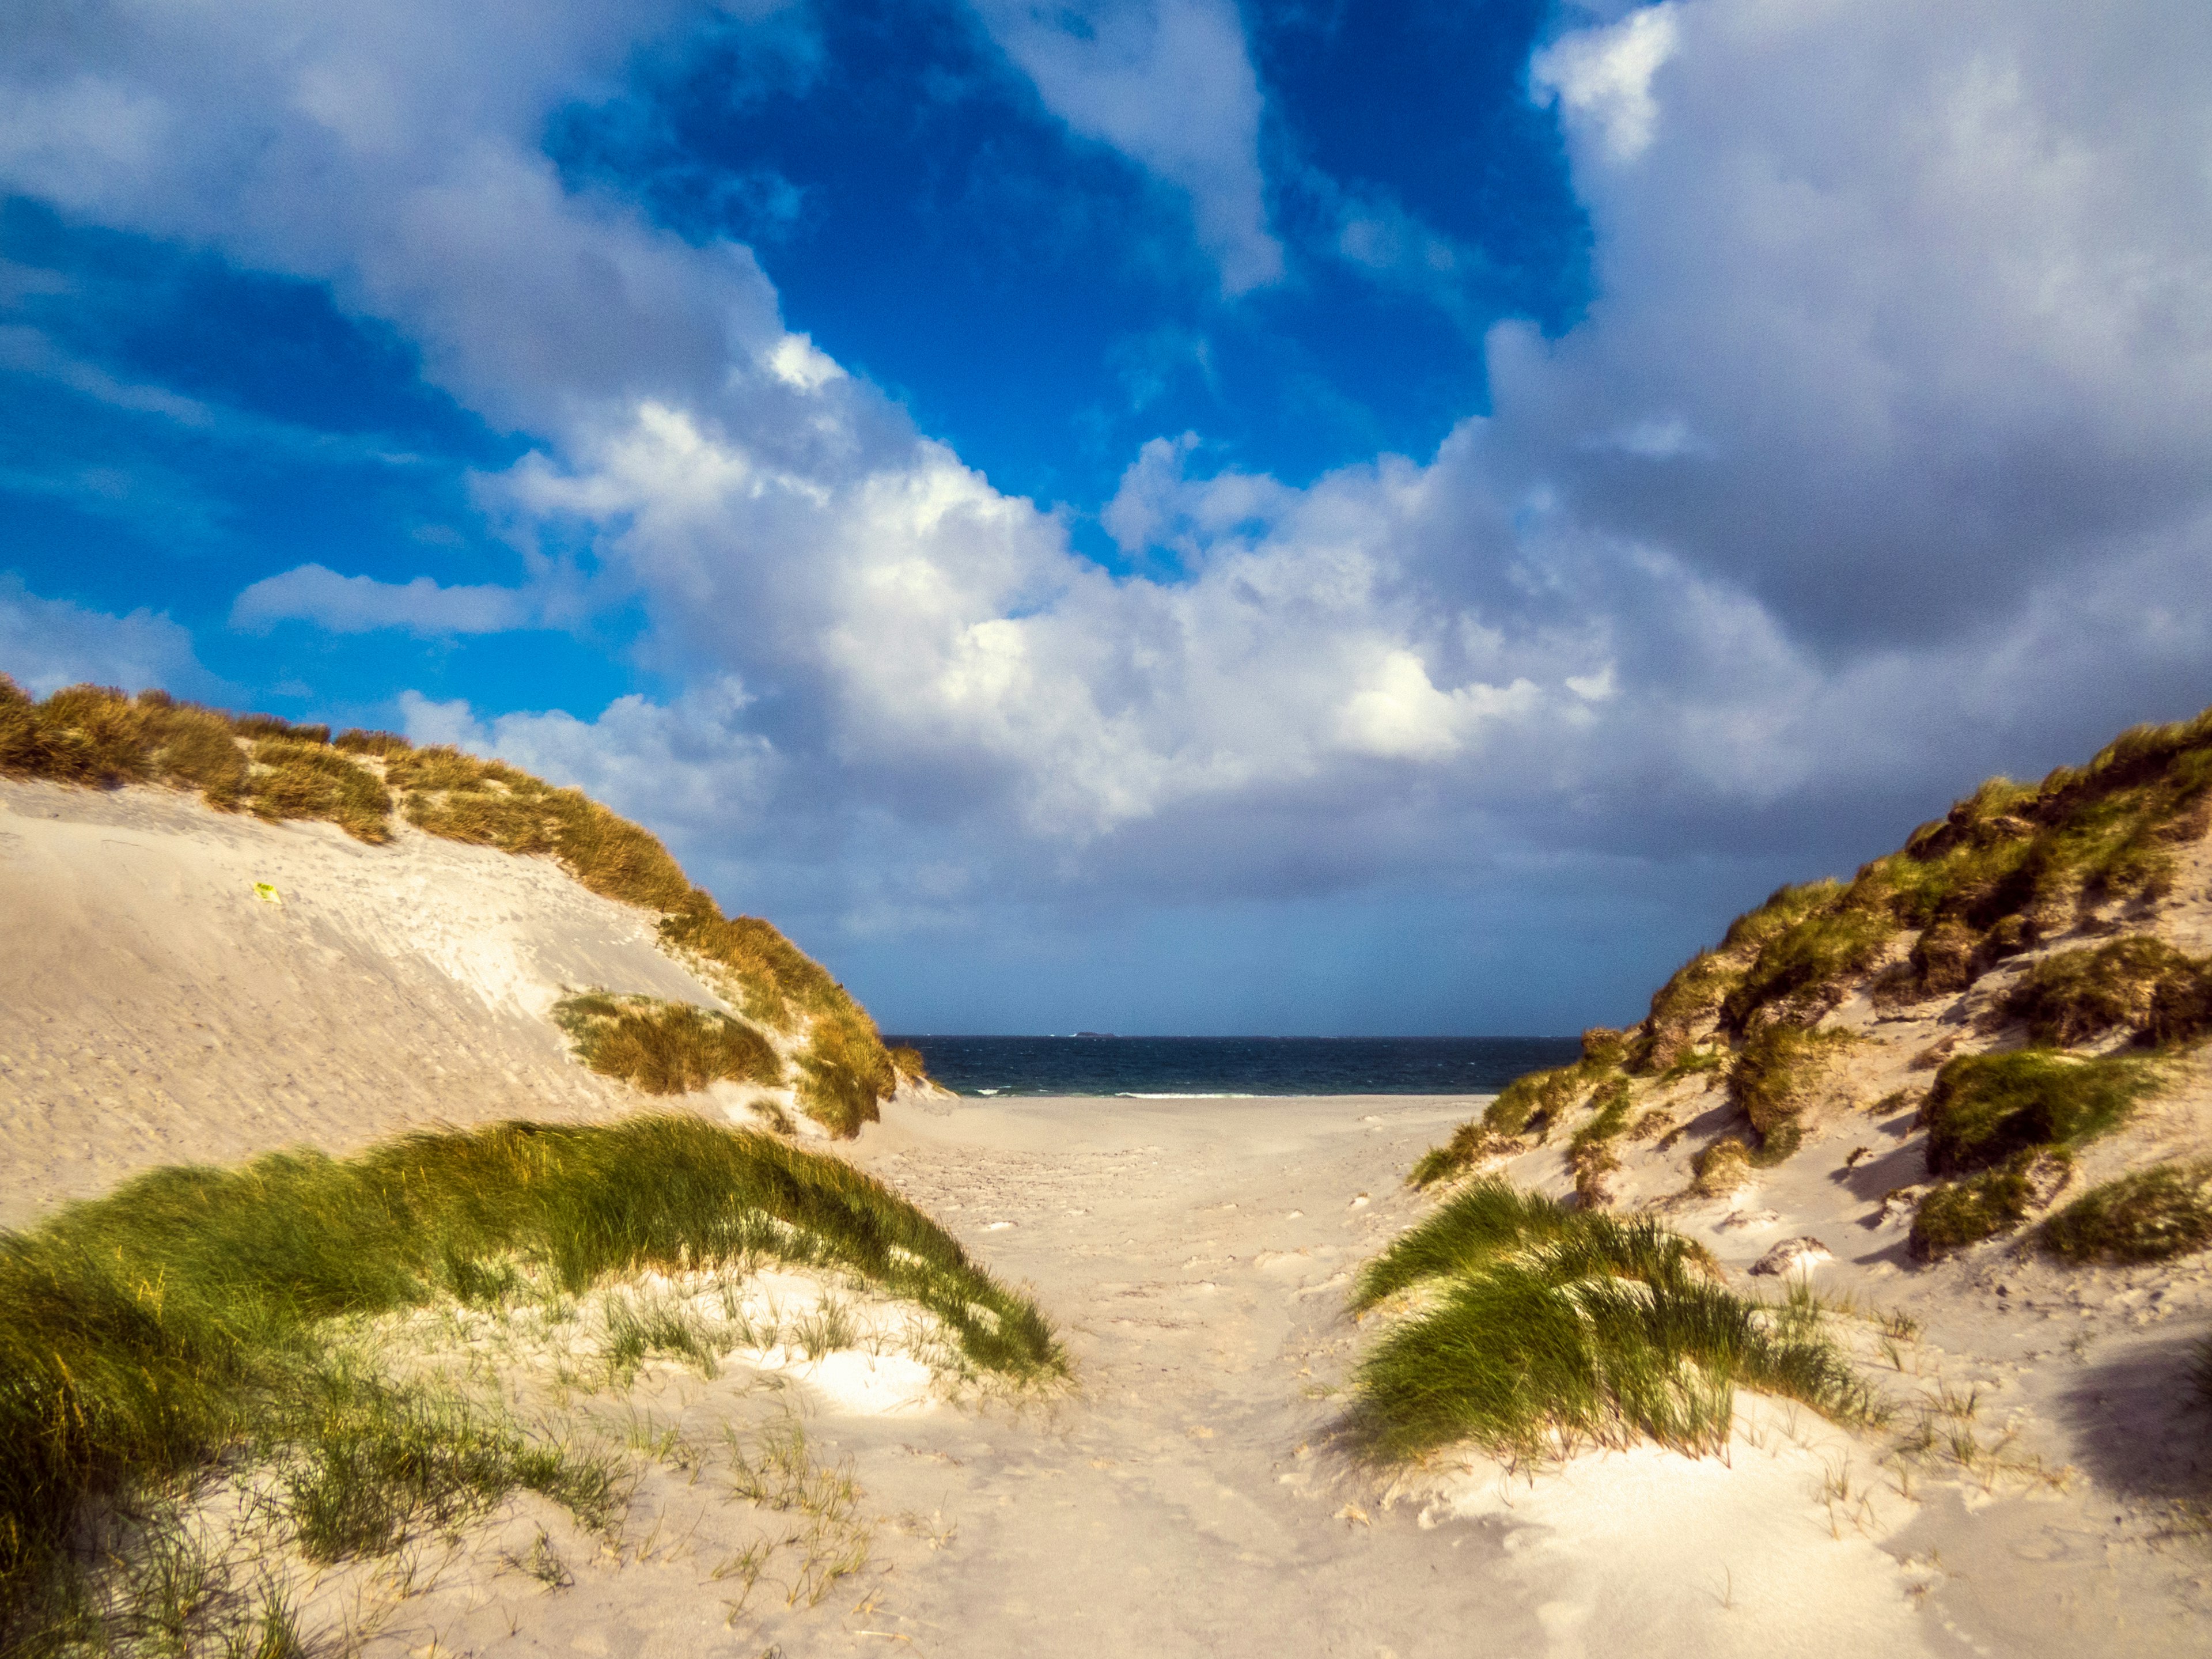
{"left": 1349, "top": 1179, "right": 1873, "bottom": 1463}
{"left": 0, "top": 1116, "right": 1061, "bottom": 1633}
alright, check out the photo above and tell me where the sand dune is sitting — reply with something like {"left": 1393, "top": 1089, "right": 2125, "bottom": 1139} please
{"left": 0, "top": 777, "right": 723, "bottom": 1224}
{"left": 7, "top": 772, "right": 2211, "bottom": 1657}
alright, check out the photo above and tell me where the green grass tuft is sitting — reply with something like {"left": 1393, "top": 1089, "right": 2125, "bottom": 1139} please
{"left": 552, "top": 993, "right": 781, "bottom": 1096}
{"left": 1349, "top": 1180, "right": 1870, "bottom": 1462}
{"left": 1728, "top": 1024, "right": 1854, "bottom": 1151}
{"left": 278, "top": 1361, "right": 618, "bottom": 1562}
{"left": 2002, "top": 936, "right": 2212, "bottom": 1049}
{"left": 1406, "top": 1122, "right": 1517, "bottom": 1190}
{"left": 1354, "top": 1179, "right": 1581, "bottom": 1310}
{"left": 2040, "top": 1161, "right": 2212, "bottom": 1264}
{"left": 1909, "top": 1158, "right": 2046, "bottom": 1259}
{"left": 1920, "top": 1051, "right": 2153, "bottom": 1176}
{"left": 0, "top": 1116, "right": 1061, "bottom": 1627}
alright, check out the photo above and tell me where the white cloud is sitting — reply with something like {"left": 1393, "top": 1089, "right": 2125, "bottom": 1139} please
{"left": 969, "top": 0, "right": 1282, "bottom": 293}
{"left": 230, "top": 565, "right": 539, "bottom": 635}
{"left": 1502, "top": 0, "right": 2212, "bottom": 647}
{"left": 6, "top": 0, "right": 2211, "bottom": 956}
{"left": 1531, "top": 4, "right": 1680, "bottom": 164}
{"left": 399, "top": 677, "right": 779, "bottom": 838}
{"left": 0, "top": 576, "right": 210, "bottom": 698}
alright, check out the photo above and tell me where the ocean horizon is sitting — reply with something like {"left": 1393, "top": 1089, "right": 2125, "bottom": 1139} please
{"left": 884, "top": 1034, "right": 1583, "bottom": 1098}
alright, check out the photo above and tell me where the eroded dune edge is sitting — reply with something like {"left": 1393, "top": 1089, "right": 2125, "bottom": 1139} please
{"left": 3, "top": 680, "right": 2211, "bottom": 1657}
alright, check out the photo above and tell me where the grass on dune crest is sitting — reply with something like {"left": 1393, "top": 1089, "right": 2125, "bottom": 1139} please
{"left": 1409, "top": 1029, "right": 1631, "bottom": 1190}
{"left": 385, "top": 743, "right": 898, "bottom": 1134}
{"left": 1350, "top": 1179, "right": 1873, "bottom": 1464}
{"left": 1622, "top": 703, "right": 2212, "bottom": 1067}
{"left": 0, "top": 1116, "right": 1062, "bottom": 1636}
{"left": 0, "top": 680, "right": 391, "bottom": 843}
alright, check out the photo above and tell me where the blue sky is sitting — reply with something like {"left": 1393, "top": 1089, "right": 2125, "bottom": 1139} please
{"left": 4, "top": 1, "right": 2211, "bottom": 1034}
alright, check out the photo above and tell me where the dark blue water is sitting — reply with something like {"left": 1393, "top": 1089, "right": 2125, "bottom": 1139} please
{"left": 882, "top": 1035, "right": 1582, "bottom": 1097}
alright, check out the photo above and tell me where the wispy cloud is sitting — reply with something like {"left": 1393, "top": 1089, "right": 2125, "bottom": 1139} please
{"left": 0, "top": 576, "right": 212, "bottom": 698}
{"left": 230, "top": 565, "right": 539, "bottom": 636}
{"left": 969, "top": 0, "right": 1282, "bottom": 293}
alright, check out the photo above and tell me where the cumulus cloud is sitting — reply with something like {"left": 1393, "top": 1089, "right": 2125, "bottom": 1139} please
{"left": 969, "top": 0, "right": 1282, "bottom": 293}
{"left": 1531, "top": 4, "right": 1679, "bottom": 164}
{"left": 0, "top": 576, "right": 210, "bottom": 698}
{"left": 5, "top": 0, "right": 2211, "bottom": 977}
{"left": 1502, "top": 0, "right": 2212, "bottom": 648}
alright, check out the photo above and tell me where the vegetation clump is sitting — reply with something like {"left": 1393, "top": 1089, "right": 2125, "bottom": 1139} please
{"left": 1728, "top": 1025, "right": 1855, "bottom": 1161}
{"left": 1407, "top": 1121, "right": 1518, "bottom": 1189}
{"left": 2040, "top": 1161, "right": 2212, "bottom": 1264}
{"left": 1631, "top": 949, "right": 1740, "bottom": 1073}
{"left": 1693, "top": 1137, "right": 1753, "bottom": 1197}
{"left": 0, "top": 1115, "right": 1061, "bottom": 1629}
{"left": 0, "top": 680, "right": 391, "bottom": 842}
{"left": 1567, "top": 1076, "right": 1634, "bottom": 1203}
{"left": 1908, "top": 1156, "right": 2055, "bottom": 1259}
{"left": 397, "top": 744, "right": 897, "bottom": 1132}
{"left": 1410, "top": 1030, "right": 1630, "bottom": 1188}
{"left": 2001, "top": 936, "right": 2212, "bottom": 1049}
{"left": 553, "top": 993, "right": 781, "bottom": 1096}
{"left": 1623, "top": 704, "right": 2212, "bottom": 1057}
{"left": 1349, "top": 1180, "right": 1870, "bottom": 1462}
{"left": 1919, "top": 1051, "right": 2153, "bottom": 1176}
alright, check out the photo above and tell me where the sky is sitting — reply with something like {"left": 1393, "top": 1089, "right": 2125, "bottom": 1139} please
{"left": 3, "top": 1, "right": 2210, "bottom": 1036}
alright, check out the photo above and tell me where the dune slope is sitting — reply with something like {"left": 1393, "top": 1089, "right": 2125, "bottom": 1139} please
{"left": 0, "top": 678, "right": 910, "bottom": 1222}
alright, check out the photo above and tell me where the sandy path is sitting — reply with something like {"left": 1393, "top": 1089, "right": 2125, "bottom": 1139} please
{"left": 789, "top": 1094, "right": 1952, "bottom": 1659}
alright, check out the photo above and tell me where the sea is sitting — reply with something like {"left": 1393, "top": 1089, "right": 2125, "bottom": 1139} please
{"left": 881, "top": 1035, "right": 1582, "bottom": 1099}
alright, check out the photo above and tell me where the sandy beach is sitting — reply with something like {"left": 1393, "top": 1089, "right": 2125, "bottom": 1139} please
{"left": 6, "top": 778, "right": 2211, "bottom": 1658}
{"left": 797, "top": 1092, "right": 2203, "bottom": 1659}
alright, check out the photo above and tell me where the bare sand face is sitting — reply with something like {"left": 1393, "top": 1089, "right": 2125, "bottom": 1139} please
{"left": 0, "top": 778, "right": 723, "bottom": 1222}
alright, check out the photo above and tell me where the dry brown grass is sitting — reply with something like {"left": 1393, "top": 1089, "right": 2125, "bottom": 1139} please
{"left": 380, "top": 744, "right": 900, "bottom": 1134}
{"left": 552, "top": 994, "right": 782, "bottom": 1096}
{"left": 0, "top": 679, "right": 391, "bottom": 842}
{"left": 388, "top": 745, "right": 693, "bottom": 911}
{"left": 1693, "top": 1137, "right": 1752, "bottom": 1196}
{"left": 661, "top": 907, "right": 896, "bottom": 1137}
